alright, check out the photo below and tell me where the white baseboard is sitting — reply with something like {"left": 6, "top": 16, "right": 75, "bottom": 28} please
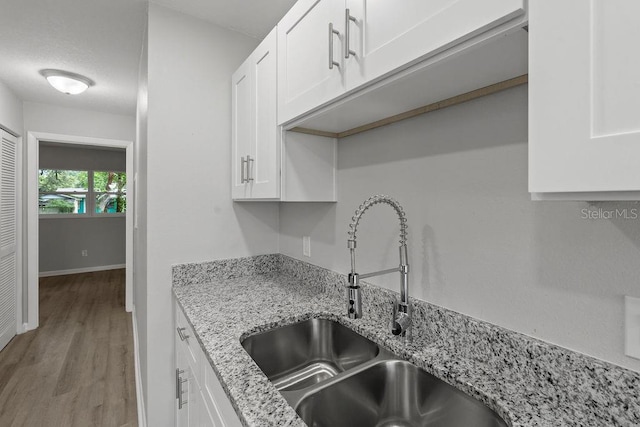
{"left": 39, "top": 264, "right": 126, "bottom": 277}
{"left": 18, "top": 322, "right": 32, "bottom": 334}
{"left": 132, "top": 307, "right": 147, "bottom": 427}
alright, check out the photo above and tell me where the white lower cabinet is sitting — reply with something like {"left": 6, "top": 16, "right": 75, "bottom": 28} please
{"left": 201, "top": 358, "right": 242, "bottom": 427}
{"left": 175, "top": 301, "right": 242, "bottom": 427}
{"left": 176, "top": 349, "right": 189, "bottom": 426}
{"left": 176, "top": 344, "right": 199, "bottom": 426}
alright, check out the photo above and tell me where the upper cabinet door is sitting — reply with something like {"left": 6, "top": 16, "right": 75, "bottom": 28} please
{"left": 250, "top": 28, "right": 280, "bottom": 199}
{"left": 231, "top": 59, "right": 253, "bottom": 200}
{"left": 345, "top": 0, "right": 526, "bottom": 90}
{"left": 231, "top": 29, "right": 280, "bottom": 200}
{"left": 278, "top": 0, "right": 346, "bottom": 125}
{"left": 529, "top": 0, "right": 640, "bottom": 196}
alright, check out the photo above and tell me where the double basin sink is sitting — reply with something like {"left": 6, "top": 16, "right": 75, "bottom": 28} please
{"left": 241, "top": 318, "right": 507, "bottom": 427}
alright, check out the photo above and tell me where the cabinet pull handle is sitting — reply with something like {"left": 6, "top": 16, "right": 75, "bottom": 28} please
{"left": 241, "top": 156, "right": 247, "bottom": 183}
{"left": 177, "top": 369, "right": 188, "bottom": 409}
{"left": 176, "top": 368, "right": 183, "bottom": 399}
{"left": 246, "top": 155, "right": 254, "bottom": 182}
{"left": 329, "top": 23, "right": 340, "bottom": 69}
{"left": 177, "top": 327, "right": 189, "bottom": 341}
{"left": 179, "top": 378, "right": 188, "bottom": 409}
{"left": 344, "top": 9, "right": 357, "bottom": 58}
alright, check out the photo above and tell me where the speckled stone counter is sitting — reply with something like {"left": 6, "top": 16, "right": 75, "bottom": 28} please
{"left": 172, "top": 254, "right": 640, "bottom": 426}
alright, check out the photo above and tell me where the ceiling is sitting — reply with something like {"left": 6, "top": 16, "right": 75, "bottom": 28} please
{"left": 0, "top": 0, "right": 296, "bottom": 117}
{"left": 152, "top": 0, "right": 297, "bottom": 39}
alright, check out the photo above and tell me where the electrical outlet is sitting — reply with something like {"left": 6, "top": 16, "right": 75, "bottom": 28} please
{"left": 625, "top": 296, "right": 640, "bottom": 360}
{"left": 303, "top": 236, "right": 311, "bottom": 257}
{"left": 81, "top": 249, "right": 88, "bottom": 257}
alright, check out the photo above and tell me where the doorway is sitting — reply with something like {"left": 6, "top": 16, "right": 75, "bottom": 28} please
{"left": 25, "top": 132, "right": 133, "bottom": 330}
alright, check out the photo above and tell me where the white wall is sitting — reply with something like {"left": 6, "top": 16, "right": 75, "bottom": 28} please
{"left": 134, "top": 15, "right": 149, "bottom": 420}
{"left": 23, "top": 101, "right": 135, "bottom": 141}
{"left": 39, "top": 143, "right": 126, "bottom": 171}
{"left": 0, "top": 79, "right": 23, "bottom": 135}
{"left": 142, "top": 5, "right": 279, "bottom": 425}
{"left": 279, "top": 85, "right": 640, "bottom": 373}
{"left": 39, "top": 217, "right": 125, "bottom": 273}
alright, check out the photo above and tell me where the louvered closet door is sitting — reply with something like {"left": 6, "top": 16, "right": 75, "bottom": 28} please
{"left": 0, "top": 130, "right": 17, "bottom": 351}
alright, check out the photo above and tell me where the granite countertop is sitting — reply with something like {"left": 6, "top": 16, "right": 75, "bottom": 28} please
{"left": 172, "top": 255, "right": 640, "bottom": 427}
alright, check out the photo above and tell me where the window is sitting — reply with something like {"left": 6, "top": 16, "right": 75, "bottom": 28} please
{"left": 93, "top": 171, "right": 126, "bottom": 214}
{"left": 39, "top": 169, "right": 126, "bottom": 216}
{"left": 39, "top": 169, "right": 88, "bottom": 214}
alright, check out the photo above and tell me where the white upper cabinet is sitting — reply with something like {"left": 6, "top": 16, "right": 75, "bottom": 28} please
{"left": 529, "top": 0, "right": 640, "bottom": 199}
{"left": 277, "top": 0, "right": 526, "bottom": 127}
{"left": 344, "top": 0, "right": 525, "bottom": 90}
{"left": 232, "top": 28, "right": 280, "bottom": 200}
{"left": 232, "top": 25, "right": 338, "bottom": 202}
{"left": 278, "top": 0, "right": 346, "bottom": 125}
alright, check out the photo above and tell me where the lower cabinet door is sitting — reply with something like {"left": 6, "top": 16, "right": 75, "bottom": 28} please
{"left": 199, "top": 390, "right": 222, "bottom": 427}
{"left": 176, "top": 300, "right": 243, "bottom": 426}
{"left": 176, "top": 347, "right": 192, "bottom": 427}
{"left": 202, "top": 362, "right": 243, "bottom": 427}
{"left": 177, "top": 356, "right": 212, "bottom": 426}
{"left": 194, "top": 386, "right": 216, "bottom": 427}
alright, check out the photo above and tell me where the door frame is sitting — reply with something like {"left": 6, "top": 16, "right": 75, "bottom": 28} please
{"left": 25, "top": 131, "right": 134, "bottom": 331}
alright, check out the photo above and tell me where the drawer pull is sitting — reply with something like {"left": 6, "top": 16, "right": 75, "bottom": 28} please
{"left": 177, "top": 327, "right": 190, "bottom": 341}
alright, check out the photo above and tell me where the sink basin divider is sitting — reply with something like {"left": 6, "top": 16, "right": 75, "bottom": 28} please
{"left": 279, "top": 348, "right": 399, "bottom": 408}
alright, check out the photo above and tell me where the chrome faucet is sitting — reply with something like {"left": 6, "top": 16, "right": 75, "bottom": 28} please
{"left": 347, "top": 195, "right": 411, "bottom": 337}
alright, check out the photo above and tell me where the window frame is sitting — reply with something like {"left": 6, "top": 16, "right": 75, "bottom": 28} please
{"left": 38, "top": 169, "right": 126, "bottom": 219}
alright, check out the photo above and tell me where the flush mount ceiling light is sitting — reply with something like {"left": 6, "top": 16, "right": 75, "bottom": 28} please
{"left": 40, "top": 69, "right": 94, "bottom": 95}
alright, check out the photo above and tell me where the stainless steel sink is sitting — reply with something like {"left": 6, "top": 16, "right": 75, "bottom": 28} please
{"left": 241, "top": 318, "right": 379, "bottom": 391}
{"left": 242, "top": 319, "right": 507, "bottom": 427}
{"left": 295, "top": 360, "right": 507, "bottom": 427}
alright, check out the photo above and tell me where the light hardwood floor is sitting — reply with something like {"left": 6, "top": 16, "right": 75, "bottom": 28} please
{"left": 0, "top": 269, "right": 137, "bottom": 427}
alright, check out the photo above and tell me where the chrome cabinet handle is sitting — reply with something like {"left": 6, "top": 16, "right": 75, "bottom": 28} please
{"left": 177, "top": 327, "right": 189, "bottom": 341}
{"left": 246, "top": 155, "right": 254, "bottom": 182}
{"left": 329, "top": 23, "right": 340, "bottom": 69}
{"left": 344, "top": 9, "right": 356, "bottom": 58}
{"left": 176, "top": 368, "right": 183, "bottom": 399}
{"left": 176, "top": 369, "right": 188, "bottom": 409}
{"left": 176, "top": 368, "right": 180, "bottom": 398}
{"left": 241, "top": 155, "right": 254, "bottom": 183}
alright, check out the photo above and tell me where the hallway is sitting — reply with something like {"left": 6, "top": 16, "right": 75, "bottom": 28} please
{"left": 0, "top": 269, "right": 137, "bottom": 426}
